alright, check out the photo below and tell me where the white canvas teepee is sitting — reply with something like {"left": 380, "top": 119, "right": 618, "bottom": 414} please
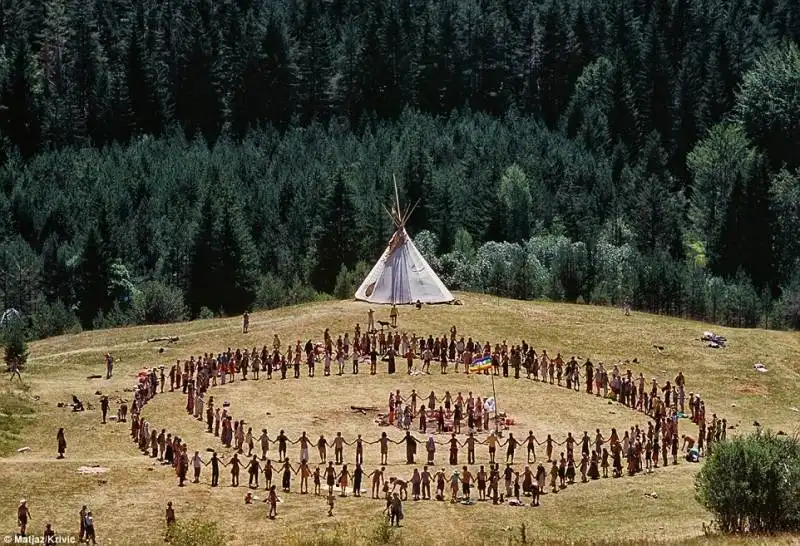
{"left": 355, "top": 177, "right": 454, "bottom": 305}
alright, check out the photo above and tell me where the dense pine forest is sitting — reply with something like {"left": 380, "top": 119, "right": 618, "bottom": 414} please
{"left": 0, "top": 0, "right": 799, "bottom": 337}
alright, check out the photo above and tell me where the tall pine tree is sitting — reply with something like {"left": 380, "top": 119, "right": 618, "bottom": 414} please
{"left": 313, "top": 173, "right": 357, "bottom": 293}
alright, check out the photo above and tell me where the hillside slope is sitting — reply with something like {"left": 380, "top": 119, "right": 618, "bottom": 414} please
{"left": 1, "top": 293, "right": 797, "bottom": 544}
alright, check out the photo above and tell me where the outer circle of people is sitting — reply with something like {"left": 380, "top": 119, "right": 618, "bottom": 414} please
{"left": 128, "top": 322, "right": 725, "bottom": 515}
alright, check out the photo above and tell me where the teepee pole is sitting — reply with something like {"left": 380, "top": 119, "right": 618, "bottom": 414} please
{"left": 405, "top": 199, "right": 421, "bottom": 224}
{"left": 382, "top": 204, "right": 400, "bottom": 229}
{"left": 393, "top": 174, "right": 401, "bottom": 225}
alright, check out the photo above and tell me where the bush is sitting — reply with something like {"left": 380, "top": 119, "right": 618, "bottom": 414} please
{"left": 29, "top": 300, "right": 81, "bottom": 339}
{"left": 166, "top": 517, "right": 228, "bottom": 546}
{"left": 255, "top": 273, "right": 287, "bottom": 310}
{"left": 284, "top": 278, "right": 319, "bottom": 306}
{"left": 92, "top": 303, "right": 136, "bottom": 329}
{"left": 198, "top": 307, "right": 216, "bottom": 320}
{"left": 132, "top": 281, "right": 188, "bottom": 324}
{"left": 333, "top": 262, "right": 370, "bottom": 300}
{"left": 695, "top": 431, "right": 800, "bottom": 533}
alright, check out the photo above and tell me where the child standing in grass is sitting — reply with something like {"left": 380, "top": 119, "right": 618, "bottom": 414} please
{"left": 267, "top": 485, "right": 278, "bottom": 519}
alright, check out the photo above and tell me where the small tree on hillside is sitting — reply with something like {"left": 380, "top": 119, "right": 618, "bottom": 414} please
{"left": 3, "top": 321, "right": 28, "bottom": 376}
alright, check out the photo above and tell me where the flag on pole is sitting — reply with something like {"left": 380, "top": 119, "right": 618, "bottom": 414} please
{"left": 469, "top": 355, "right": 493, "bottom": 374}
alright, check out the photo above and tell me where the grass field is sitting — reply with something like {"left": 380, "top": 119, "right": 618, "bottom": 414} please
{"left": 1, "top": 293, "right": 799, "bottom": 545}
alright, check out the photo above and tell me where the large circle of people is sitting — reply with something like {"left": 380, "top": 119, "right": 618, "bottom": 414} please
{"left": 123, "top": 317, "right": 723, "bottom": 519}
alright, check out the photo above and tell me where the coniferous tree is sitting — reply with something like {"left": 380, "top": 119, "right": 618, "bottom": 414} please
{"left": 403, "top": 137, "right": 432, "bottom": 234}
{"left": 187, "top": 192, "right": 218, "bottom": 316}
{"left": 77, "top": 226, "right": 112, "bottom": 328}
{"left": 636, "top": 17, "right": 672, "bottom": 146}
{"left": 214, "top": 190, "right": 259, "bottom": 314}
{"left": 0, "top": 42, "right": 41, "bottom": 158}
{"left": 297, "top": 0, "right": 332, "bottom": 122}
{"left": 175, "top": 28, "right": 221, "bottom": 144}
{"left": 41, "top": 234, "right": 72, "bottom": 305}
{"left": 537, "top": 1, "right": 572, "bottom": 128}
{"left": 230, "top": 17, "right": 295, "bottom": 136}
{"left": 126, "top": 4, "right": 161, "bottom": 136}
{"left": 714, "top": 170, "right": 746, "bottom": 280}
{"left": 262, "top": 18, "right": 295, "bottom": 130}
{"left": 736, "top": 41, "right": 800, "bottom": 171}
{"left": 3, "top": 318, "right": 28, "bottom": 373}
{"left": 671, "top": 49, "right": 705, "bottom": 190}
{"left": 313, "top": 173, "right": 357, "bottom": 293}
{"left": 499, "top": 164, "right": 533, "bottom": 242}
{"left": 415, "top": 12, "right": 441, "bottom": 114}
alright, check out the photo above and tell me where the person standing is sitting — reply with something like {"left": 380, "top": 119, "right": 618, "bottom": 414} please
{"left": 165, "top": 501, "right": 176, "bottom": 528}
{"left": 56, "top": 428, "right": 67, "bottom": 459}
{"left": 104, "top": 353, "right": 113, "bottom": 379}
{"left": 84, "top": 510, "right": 96, "bottom": 545}
{"left": 389, "top": 493, "right": 403, "bottom": 526}
{"left": 368, "top": 309, "right": 375, "bottom": 333}
{"left": 267, "top": 485, "right": 278, "bottom": 519}
{"left": 242, "top": 311, "right": 250, "bottom": 334}
{"left": 210, "top": 451, "right": 220, "bottom": 487}
{"left": 387, "top": 347, "right": 396, "bottom": 375}
{"left": 100, "top": 396, "right": 109, "bottom": 424}
{"left": 390, "top": 305, "right": 398, "bottom": 328}
{"left": 8, "top": 358, "right": 22, "bottom": 380}
{"left": 78, "top": 506, "right": 87, "bottom": 542}
{"left": 192, "top": 451, "right": 203, "bottom": 483}
{"left": 17, "top": 499, "right": 31, "bottom": 536}
{"left": 43, "top": 523, "right": 55, "bottom": 545}
{"left": 403, "top": 431, "right": 418, "bottom": 464}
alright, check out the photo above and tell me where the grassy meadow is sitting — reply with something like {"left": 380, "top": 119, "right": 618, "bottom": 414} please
{"left": 1, "top": 293, "right": 799, "bottom": 545}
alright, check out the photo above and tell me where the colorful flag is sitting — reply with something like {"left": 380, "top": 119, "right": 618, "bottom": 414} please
{"left": 469, "top": 355, "right": 493, "bottom": 373}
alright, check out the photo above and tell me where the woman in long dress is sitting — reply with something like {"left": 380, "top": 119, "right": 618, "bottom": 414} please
{"left": 56, "top": 428, "right": 67, "bottom": 459}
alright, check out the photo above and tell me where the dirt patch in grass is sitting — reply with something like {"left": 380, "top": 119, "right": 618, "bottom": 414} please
{"left": 731, "top": 383, "right": 769, "bottom": 396}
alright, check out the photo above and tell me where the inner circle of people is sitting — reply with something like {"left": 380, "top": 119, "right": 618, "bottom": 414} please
{"left": 122, "top": 308, "right": 723, "bottom": 523}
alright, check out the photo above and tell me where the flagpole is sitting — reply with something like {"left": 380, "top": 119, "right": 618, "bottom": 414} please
{"left": 491, "top": 367, "right": 499, "bottom": 434}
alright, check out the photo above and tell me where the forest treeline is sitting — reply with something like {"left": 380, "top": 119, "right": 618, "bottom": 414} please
{"left": 0, "top": 0, "right": 799, "bottom": 337}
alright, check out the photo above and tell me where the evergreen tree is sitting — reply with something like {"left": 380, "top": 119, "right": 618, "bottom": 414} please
{"left": 313, "top": 173, "right": 357, "bottom": 293}
{"left": 671, "top": 49, "right": 705, "bottom": 190}
{"left": 499, "top": 164, "right": 532, "bottom": 242}
{"left": 125, "top": 4, "right": 161, "bottom": 136}
{"left": 187, "top": 192, "right": 218, "bottom": 316}
{"left": 403, "top": 137, "right": 432, "bottom": 233}
{"left": 174, "top": 28, "right": 221, "bottom": 144}
{"left": 607, "top": 55, "right": 640, "bottom": 153}
{"left": 714, "top": 170, "right": 746, "bottom": 280}
{"left": 736, "top": 41, "right": 800, "bottom": 170}
{"left": 0, "top": 42, "right": 41, "bottom": 157}
{"left": 187, "top": 180, "right": 259, "bottom": 315}
{"left": 3, "top": 318, "right": 28, "bottom": 373}
{"left": 230, "top": 17, "right": 294, "bottom": 136}
{"left": 77, "top": 226, "right": 112, "bottom": 328}
{"left": 41, "top": 234, "right": 72, "bottom": 304}
{"left": 214, "top": 190, "right": 259, "bottom": 314}
{"left": 415, "top": 12, "right": 442, "bottom": 114}
{"left": 537, "top": 1, "right": 572, "bottom": 128}
{"left": 636, "top": 17, "right": 672, "bottom": 146}
{"left": 297, "top": 0, "right": 332, "bottom": 122}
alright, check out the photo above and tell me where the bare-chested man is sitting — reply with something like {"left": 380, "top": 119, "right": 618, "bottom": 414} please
{"left": 369, "top": 466, "right": 385, "bottom": 499}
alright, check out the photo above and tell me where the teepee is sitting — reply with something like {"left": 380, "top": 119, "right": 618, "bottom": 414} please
{"left": 355, "top": 177, "right": 454, "bottom": 305}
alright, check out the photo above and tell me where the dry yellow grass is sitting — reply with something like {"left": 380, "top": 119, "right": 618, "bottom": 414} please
{"left": 1, "top": 293, "right": 799, "bottom": 545}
